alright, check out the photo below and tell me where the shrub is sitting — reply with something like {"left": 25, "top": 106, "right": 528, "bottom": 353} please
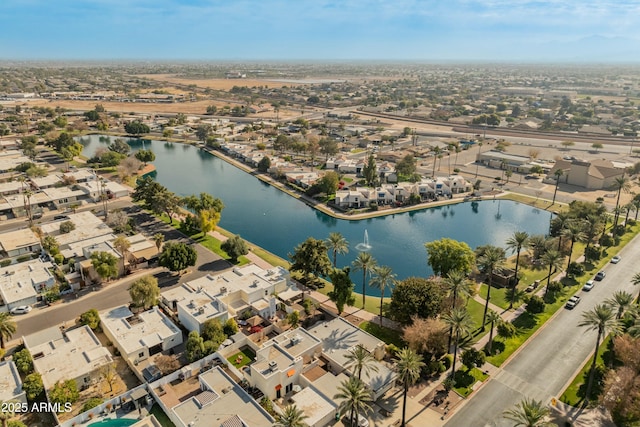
{"left": 584, "top": 246, "right": 602, "bottom": 262}
{"left": 600, "top": 235, "right": 614, "bottom": 247}
{"left": 53, "top": 253, "right": 64, "bottom": 265}
{"left": 59, "top": 221, "right": 76, "bottom": 234}
{"left": 526, "top": 295, "right": 545, "bottom": 314}
{"left": 441, "top": 354, "right": 453, "bottom": 370}
{"left": 566, "top": 262, "right": 585, "bottom": 278}
{"left": 81, "top": 398, "right": 103, "bottom": 412}
{"left": 79, "top": 309, "right": 101, "bottom": 330}
{"left": 13, "top": 349, "right": 33, "bottom": 375}
{"left": 0, "top": 259, "right": 12, "bottom": 268}
{"left": 461, "top": 348, "right": 486, "bottom": 371}
{"left": 16, "top": 255, "right": 32, "bottom": 263}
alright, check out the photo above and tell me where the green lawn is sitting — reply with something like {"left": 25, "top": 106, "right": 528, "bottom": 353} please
{"left": 478, "top": 284, "right": 511, "bottom": 311}
{"left": 360, "top": 321, "right": 405, "bottom": 348}
{"left": 560, "top": 335, "right": 613, "bottom": 406}
{"left": 466, "top": 298, "right": 489, "bottom": 340}
{"left": 453, "top": 367, "right": 489, "bottom": 397}
{"left": 228, "top": 348, "right": 256, "bottom": 370}
{"left": 149, "top": 404, "right": 176, "bottom": 427}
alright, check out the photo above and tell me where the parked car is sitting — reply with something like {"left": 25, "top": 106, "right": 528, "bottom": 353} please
{"left": 582, "top": 280, "right": 595, "bottom": 291}
{"left": 610, "top": 255, "right": 621, "bottom": 264}
{"left": 595, "top": 271, "right": 606, "bottom": 281}
{"left": 565, "top": 296, "right": 581, "bottom": 310}
{"left": 9, "top": 306, "right": 32, "bottom": 315}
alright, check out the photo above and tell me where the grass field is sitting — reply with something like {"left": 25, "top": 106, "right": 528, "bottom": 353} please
{"left": 560, "top": 336, "right": 613, "bottom": 406}
{"left": 453, "top": 367, "right": 489, "bottom": 397}
{"left": 360, "top": 321, "right": 405, "bottom": 347}
{"left": 228, "top": 347, "right": 256, "bottom": 370}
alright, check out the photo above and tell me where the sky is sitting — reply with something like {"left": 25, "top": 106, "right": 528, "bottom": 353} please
{"left": 1, "top": 0, "right": 640, "bottom": 62}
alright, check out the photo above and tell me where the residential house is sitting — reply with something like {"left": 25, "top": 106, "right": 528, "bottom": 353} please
{"left": 0, "top": 228, "right": 41, "bottom": 259}
{"left": 246, "top": 328, "right": 322, "bottom": 400}
{"left": 308, "top": 317, "right": 396, "bottom": 400}
{"left": 0, "top": 361, "right": 27, "bottom": 404}
{"left": 160, "top": 284, "right": 229, "bottom": 335}
{"left": 24, "top": 325, "right": 113, "bottom": 390}
{"left": 0, "top": 260, "right": 55, "bottom": 311}
{"left": 100, "top": 305, "right": 183, "bottom": 368}
{"left": 169, "top": 367, "right": 274, "bottom": 427}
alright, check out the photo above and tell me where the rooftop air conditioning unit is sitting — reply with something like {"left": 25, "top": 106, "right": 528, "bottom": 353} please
{"left": 220, "top": 287, "right": 227, "bottom": 294}
{"left": 198, "top": 307, "right": 205, "bottom": 314}
{"left": 268, "top": 360, "right": 277, "bottom": 371}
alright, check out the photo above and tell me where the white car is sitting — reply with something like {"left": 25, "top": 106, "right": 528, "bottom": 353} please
{"left": 10, "top": 306, "right": 32, "bottom": 315}
{"left": 610, "top": 255, "right": 621, "bottom": 264}
{"left": 582, "top": 280, "right": 595, "bottom": 291}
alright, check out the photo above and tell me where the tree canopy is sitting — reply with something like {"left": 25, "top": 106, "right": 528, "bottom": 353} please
{"left": 389, "top": 277, "right": 448, "bottom": 325}
{"left": 328, "top": 267, "right": 355, "bottom": 315}
{"left": 425, "top": 238, "right": 475, "bottom": 277}
{"left": 289, "top": 237, "right": 332, "bottom": 283}
{"left": 125, "top": 120, "right": 150, "bottom": 136}
{"left": 90, "top": 251, "right": 119, "bottom": 282}
{"left": 159, "top": 242, "right": 197, "bottom": 272}
{"left": 129, "top": 275, "right": 160, "bottom": 309}
{"left": 134, "top": 149, "right": 156, "bottom": 165}
{"left": 221, "top": 235, "right": 249, "bottom": 263}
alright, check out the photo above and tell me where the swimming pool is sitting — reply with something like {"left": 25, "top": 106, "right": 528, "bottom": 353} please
{"left": 88, "top": 419, "right": 137, "bottom": 427}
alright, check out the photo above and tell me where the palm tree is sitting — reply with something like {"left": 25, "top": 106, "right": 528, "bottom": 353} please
{"left": 505, "top": 231, "right": 529, "bottom": 309}
{"left": 605, "top": 290, "right": 634, "bottom": 319}
{"left": 579, "top": 304, "right": 623, "bottom": 401}
{"left": 113, "top": 235, "right": 131, "bottom": 274}
{"left": 0, "top": 313, "right": 17, "bottom": 349}
{"left": 477, "top": 245, "right": 506, "bottom": 330}
{"left": 326, "top": 232, "right": 349, "bottom": 268}
{"left": 561, "top": 220, "right": 586, "bottom": 271}
{"left": 540, "top": 249, "right": 563, "bottom": 297}
{"left": 443, "top": 270, "right": 472, "bottom": 348}
{"left": 369, "top": 265, "right": 396, "bottom": 327}
{"left": 612, "top": 175, "right": 631, "bottom": 228}
{"left": 442, "top": 307, "right": 474, "bottom": 378}
{"left": 153, "top": 233, "right": 164, "bottom": 253}
{"left": 632, "top": 272, "right": 640, "bottom": 304}
{"left": 352, "top": 252, "right": 377, "bottom": 307}
{"left": 334, "top": 377, "right": 372, "bottom": 427}
{"left": 550, "top": 211, "right": 570, "bottom": 251}
{"left": 344, "top": 345, "right": 379, "bottom": 381}
{"left": 502, "top": 398, "right": 554, "bottom": 427}
{"left": 551, "top": 168, "right": 564, "bottom": 205}
{"left": 486, "top": 310, "right": 502, "bottom": 355}
{"left": 396, "top": 348, "right": 425, "bottom": 427}
{"left": 582, "top": 214, "right": 602, "bottom": 254}
{"left": 274, "top": 404, "right": 308, "bottom": 427}
{"left": 528, "top": 234, "right": 550, "bottom": 261}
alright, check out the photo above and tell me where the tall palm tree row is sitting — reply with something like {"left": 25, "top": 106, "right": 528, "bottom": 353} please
{"left": 443, "top": 270, "right": 472, "bottom": 348}
{"left": 502, "top": 398, "right": 555, "bottom": 427}
{"left": 561, "top": 219, "right": 586, "bottom": 271}
{"left": 344, "top": 345, "right": 379, "bottom": 381}
{"left": 369, "top": 265, "right": 396, "bottom": 327}
{"left": 333, "top": 376, "right": 372, "bottom": 427}
{"left": 396, "top": 348, "right": 425, "bottom": 427}
{"left": 352, "top": 252, "right": 377, "bottom": 307}
{"left": 505, "top": 231, "right": 529, "bottom": 309}
{"left": 541, "top": 249, "right": 563, "bottom": 297}
{"left": 579, "top": 304, "right": 623, "bottom": 402}
{"left": 442, "top": 307, "right": 474, "bottom": 379}
{"left": 477, "top": 245, "right": 506, "bottom": 330}
{"left": 612, "top": 175, "right": 631, "bottom": 229}
{"left": 486, "top": 310, "right": 502, "bottom": 355}
{"left": 326, "top": 232, "right": 349, "bottom": 268}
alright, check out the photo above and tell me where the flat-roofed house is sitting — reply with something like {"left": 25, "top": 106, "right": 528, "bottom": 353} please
{"left": 308, "top": 317, "right": 396, "bottom": 400}
{"left": 160, "top": 285, "right": 228, "bottom": 335}
{"left": 0, "top": 228, "right": 41, "bottom": 259}
{"left": 0, "top": 259, "right": 54, "bottom": 310}
{"left": 24, "top": 325, "right": 113, "bottom": 390}
{"left": 100, "top": 305, "right": 183, "bottom": 366}
{"left": 170, "top": 367, "right": 274, "bottom": 427}
{"left": 0, "top": 361, "right": 27, "bottom": 404}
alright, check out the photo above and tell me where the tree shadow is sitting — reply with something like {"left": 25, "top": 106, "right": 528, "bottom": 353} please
{"left": 483, "top": 340, "right": 505, "bottom": 356}
{"left": 576, "top": 365, "right": 606, "bottom": 404}
{"left": 453, "top": 369, "right": 475, "bottom": 388}
{"left": 513, "top": 312, "right": 538, "bottom": 333}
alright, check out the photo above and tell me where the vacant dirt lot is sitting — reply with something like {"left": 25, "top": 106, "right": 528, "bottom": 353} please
{"left": 137, "top": 74, "right": 303, "bottom": 89}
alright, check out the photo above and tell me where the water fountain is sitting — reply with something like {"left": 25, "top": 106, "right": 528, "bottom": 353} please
{"left": 355, "top": 229, "right": 372, "bottom": 251}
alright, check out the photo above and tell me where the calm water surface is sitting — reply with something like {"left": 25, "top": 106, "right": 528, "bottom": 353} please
{"left": 80, "top": 135, "right": 552, "bottom": 296}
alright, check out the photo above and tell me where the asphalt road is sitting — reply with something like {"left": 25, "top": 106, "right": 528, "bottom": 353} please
{"left": 445, "top": 232, "right": 640, "bottom": 427}
{"left": 11, "top": 204, "right": 231, "bottom": 341}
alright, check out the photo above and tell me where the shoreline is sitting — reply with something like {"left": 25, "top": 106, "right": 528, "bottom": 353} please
{"left": 86, "top": 131, "right": 562, "bottom": 220}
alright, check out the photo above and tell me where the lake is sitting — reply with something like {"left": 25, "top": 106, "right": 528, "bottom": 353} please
{"left": 79, "top": 135, "right": 552, "bottom": 296}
